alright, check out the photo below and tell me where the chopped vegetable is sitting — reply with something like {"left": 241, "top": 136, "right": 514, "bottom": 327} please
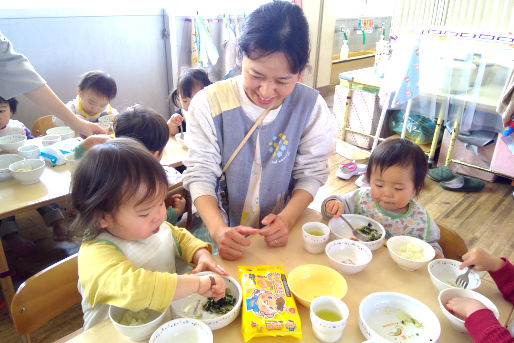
{"left": 356, "top": 222, "right": 381, "bottom": 241}
{"left": 202, "top": 288, "right": 236, "bottom": 315}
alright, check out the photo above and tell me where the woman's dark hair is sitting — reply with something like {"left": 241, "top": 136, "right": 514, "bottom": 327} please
{"left": 114, "top": 104, "right": 169, "bottom": 154}
{"left": 366, "top": 138, "right": 428, "bottom": 195}
{"left": 0, "top": 96, "right": 18, "bottom": 114}
{"left": 239, "top": 0, "right": 310, "bottom": 74}
{"left": 78, "top": 70, "right": 117, "bottom": 100}
{"left": 70, "top": 137, "right": 168, "bottom": 240}
{"left": 170, "top": 68, "right": 212, "bottom": 109}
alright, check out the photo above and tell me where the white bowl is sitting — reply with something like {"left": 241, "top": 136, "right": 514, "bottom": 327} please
{"left": 46, "top": 126, "right": 75, "bottom": 140}
{"left": 9, "top": 159, "right": 45, "bottom": 184}
{"left": 171, "top": 273, "right": 242, "bottom": 330}
{"left": 0, "top": 134, "right": 27, "bottom": 153}
{"left": 109, "top": 306, "right": 167, "bottom": 342}
{"left": 325, "top": 239, "right": 372, "bottom": 275}
{"left": 387, "top": 235, "right": 435, "bottom": 271}
{"left": 359, "top": 292, "right": 441, "bottom": 342}
{"left": 41, "top": 134, "right": 61, "bottom": 146}
{"left": 328, "top": 214, "right": 386, "bottom": 251}
{"left": 150, "top": 318, "right": 213, "bottom": 343}
{"left": 438, "top": 287, "right": 499, "bottom": 333}
{"left": 428, "top": 259, "right": 481, "bottom": 292}
{"left": 0, "top": 154, "right": 24, "bottom": 181}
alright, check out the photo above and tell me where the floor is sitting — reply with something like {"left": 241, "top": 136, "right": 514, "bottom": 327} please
{"left": 1, "top": 89, "right": 513, "bottom": 342}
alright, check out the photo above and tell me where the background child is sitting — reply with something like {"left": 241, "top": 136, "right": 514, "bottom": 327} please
{"left": 71, "top": 138, "right": 227, "bottom": 330}
{"left": 167, "top": 68, "right": 211, "bottom": 136}
{"left": 75, "top": 105, "right": 185, "bottom": 225}
{"left": 321, "top": 138, "right": 442, "bottom": 255}
{"left": 0, "top": 96, "right": 67, "bottom": 255}
{"left": 445, "top": 247, "right": 513, "bottom": 342}
{"left": 53, "top": 70, "right": 118, "bottom": 126}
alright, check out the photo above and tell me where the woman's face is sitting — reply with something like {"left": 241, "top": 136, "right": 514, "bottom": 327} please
{"left": 242, "top": 52, "right": 303, "bottom": 109}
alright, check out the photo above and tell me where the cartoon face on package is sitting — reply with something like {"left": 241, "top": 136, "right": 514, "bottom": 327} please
{"left": 238, "top": 265, "right": 302, "bottom": 342}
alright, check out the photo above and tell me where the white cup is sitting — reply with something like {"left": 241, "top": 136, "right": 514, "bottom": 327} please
{"left": 42, "top": 134, "right": 61, "bottom": 146}
{"left": 310, "top": 296, "right": 349, "bottom": 343}
{"left": 302, "top": 222, "right": 330, "bottom": 254}
{"left": 17, "top": 144, "right": 40, "bottom": 159}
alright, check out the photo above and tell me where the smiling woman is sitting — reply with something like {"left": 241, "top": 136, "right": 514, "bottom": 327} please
{"left": 183, "top": 0, "right": 336, "bottom": 261}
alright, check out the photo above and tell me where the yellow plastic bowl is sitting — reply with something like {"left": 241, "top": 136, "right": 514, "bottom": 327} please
{"left": 288, "top": 264, "right": 348, "bottom": 308}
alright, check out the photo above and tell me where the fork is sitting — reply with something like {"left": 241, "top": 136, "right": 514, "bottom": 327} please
{"left": 340, "top": 216, "right": 370, "bottom": 242}
{"left": 455, "top": 264, "right": 475, "bottom": 289}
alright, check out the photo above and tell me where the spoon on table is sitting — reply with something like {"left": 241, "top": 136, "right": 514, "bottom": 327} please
{"left": 340, "top": 215, "right": 370, "bottom": 242}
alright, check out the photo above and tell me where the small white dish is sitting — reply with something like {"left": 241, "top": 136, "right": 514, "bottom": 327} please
{"left": 150, "top": 318, "right": 212, "bottom": 343}
{"left": 325, "top": 239, "right": 372, "bottom": 275}
{"left": 438, "top": 287, "right": 499, "bottom": 333}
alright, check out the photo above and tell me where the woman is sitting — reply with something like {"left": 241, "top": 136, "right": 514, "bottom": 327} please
{"left": 0, "top": 31, "right": 104, "bottom": 136}
{"left": 183, "top": 1, "right": 335, "bottom": 260}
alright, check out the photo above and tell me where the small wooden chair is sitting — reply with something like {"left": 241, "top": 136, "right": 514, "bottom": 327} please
{"left": 10, "top": 254, "right": 82, "bottom": 343}
{"left": 31, "top": 115, "right": 55, "bottom": 137}
{"left": 437, "top": 223, "right": 468, "bottom": 260}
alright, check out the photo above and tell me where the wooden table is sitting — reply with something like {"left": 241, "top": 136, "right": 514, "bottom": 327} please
{"left": 0, "top": 136, "right": 188, "bottom": 313}
{"left": 65, "top": 209, "right": 513, "bottom": 343}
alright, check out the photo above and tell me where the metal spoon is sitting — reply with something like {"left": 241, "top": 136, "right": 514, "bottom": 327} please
{"left": 340, "top": 216, "right": 370, "bottom": 242}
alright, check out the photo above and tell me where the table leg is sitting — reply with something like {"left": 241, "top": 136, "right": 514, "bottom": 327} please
{"left": 0, "top": 238, "right": 15, "bottom": 316}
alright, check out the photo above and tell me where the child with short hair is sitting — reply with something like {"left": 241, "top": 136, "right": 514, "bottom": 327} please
{"left": 0, "top": 96, "right": 67, "bottom": 255}
{"left": 167, "top": 68, "right": 211, "bottom": 135}
{"left": 72, "top": 138, "right": 227, "bottom": 330}
{"left": 322, "top": 138, "right": 442, "bottom": 255}
{"left": 76, "top": 105, "right": 185, "bottom": 224}
{"left": 53, "top": 70, "right": 118, "bottom": 126}
{"left": 445, "top": 247, "right": 514, "bottom": 342}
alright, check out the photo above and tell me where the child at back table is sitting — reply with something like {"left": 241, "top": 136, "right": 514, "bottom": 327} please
{"left": 167, "top": 68, "right": 211, "bottom": 136}
{"left": 321, "top": 138, "right": 443, "bottom": 255}
{"left": 53, "top": 70, "right": 118, "bottom": 126}
{"left": 71, "top": 138, "right": 227, "bottom": 330}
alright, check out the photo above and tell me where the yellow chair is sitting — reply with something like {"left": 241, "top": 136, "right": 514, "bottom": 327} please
{"left": 31, "top": 115, "right": 55, "bottom": 137}
{"left": 10, "top": 254, "right": 82, "bottom": 343}
{"left": 437, "top": 224, "right": 468, "bottom": 260}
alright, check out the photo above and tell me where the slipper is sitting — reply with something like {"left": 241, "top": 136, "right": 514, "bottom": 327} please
{"left": 428, "top": 166, "right": 455, "bottom": 182}
{"left": 439, "top": 175, "right": 485, "bottom": 192}
{"left": 336, "top": 161, "right": 367, "bottom": 180}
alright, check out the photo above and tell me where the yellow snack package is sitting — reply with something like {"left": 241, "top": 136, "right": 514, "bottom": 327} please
{"left": 238, "top": 265, "right": 302, "bottom": 342}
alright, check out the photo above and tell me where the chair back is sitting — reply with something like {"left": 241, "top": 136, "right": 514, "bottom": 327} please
{"left": 437, "top": 224, "right": 468, "bottom": 260}
{"left": 31, "top": 115, "right": 55, "bottom": 137}
{"left": 10, "top": 254, "right": 81, "bottom": 338}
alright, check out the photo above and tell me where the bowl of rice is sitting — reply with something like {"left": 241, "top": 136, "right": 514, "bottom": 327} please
{"left": 386, "top": 235, "right": 435, "bottom": 271}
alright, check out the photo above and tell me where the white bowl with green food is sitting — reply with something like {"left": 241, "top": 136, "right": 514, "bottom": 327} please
{"left": 328, "top": 214, "right": 385, "bottom": 251}
{"left": 109, "top": 306, "right": 167, "bottom": 341}
{"left": 170, "top": 272, "right": 242, "bottom": 330}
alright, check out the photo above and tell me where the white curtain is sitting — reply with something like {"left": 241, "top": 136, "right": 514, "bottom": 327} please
{"left": 392, "top": 0, "right": 513, "bottom": 35}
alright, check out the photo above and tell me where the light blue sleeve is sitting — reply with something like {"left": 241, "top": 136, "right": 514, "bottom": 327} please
{"left": 0, "top": 31, "right": 46, "bottom": 99}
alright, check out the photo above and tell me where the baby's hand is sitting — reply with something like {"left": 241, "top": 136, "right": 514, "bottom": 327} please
{"left": 445, "top": 297, "right": 487, "bottom": 320}
{"left": 192, "top": 248, "right": 228, "bottom": 276}
{"left": 171, "top": 194, "right": 186, "bottom": 217}
{"left": 325, "top": 200, "right": 344, "bottom": 218}
{"left": 460, "top": 247, "right": 505, "bottom": 272}
{"left": 198, "top": 275, "right": 226, "bottom": 301}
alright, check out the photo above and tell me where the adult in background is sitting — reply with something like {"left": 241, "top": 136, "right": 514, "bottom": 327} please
{"left": 183, "top": 1, "right": 335, "bottom": 260}
{"left": 0, "top": 31, "right": 104, "bottom": 136}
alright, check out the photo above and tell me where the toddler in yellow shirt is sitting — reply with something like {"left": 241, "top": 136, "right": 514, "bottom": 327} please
{"left": 70, "top": 137, "right": 227, "bottom": 330}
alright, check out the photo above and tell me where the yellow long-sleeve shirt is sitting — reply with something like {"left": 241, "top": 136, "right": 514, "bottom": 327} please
{"left": 78, "top": 221, "right": 211, "bottom": 329}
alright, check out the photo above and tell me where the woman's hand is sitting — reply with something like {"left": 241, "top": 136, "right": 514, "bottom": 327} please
{"left": 214, "top": 225, "right": 260, "bottom": 261}
{"left": 460, "top": 247, "right": 505, "bottom": 272}
{"left": 325, "top": 200, "right": 344, "bottom": 218}
{"left": 197, "top": 275, "right": 226, "bottom": 301}
{"left": 445, "top": 297, "right": 487, "bottom": 320}
{"left": 191, "top": 248, "right": 228, "bottom": 276}
{"left": 259, "top": 213, "right": 290, "bottom": 247}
